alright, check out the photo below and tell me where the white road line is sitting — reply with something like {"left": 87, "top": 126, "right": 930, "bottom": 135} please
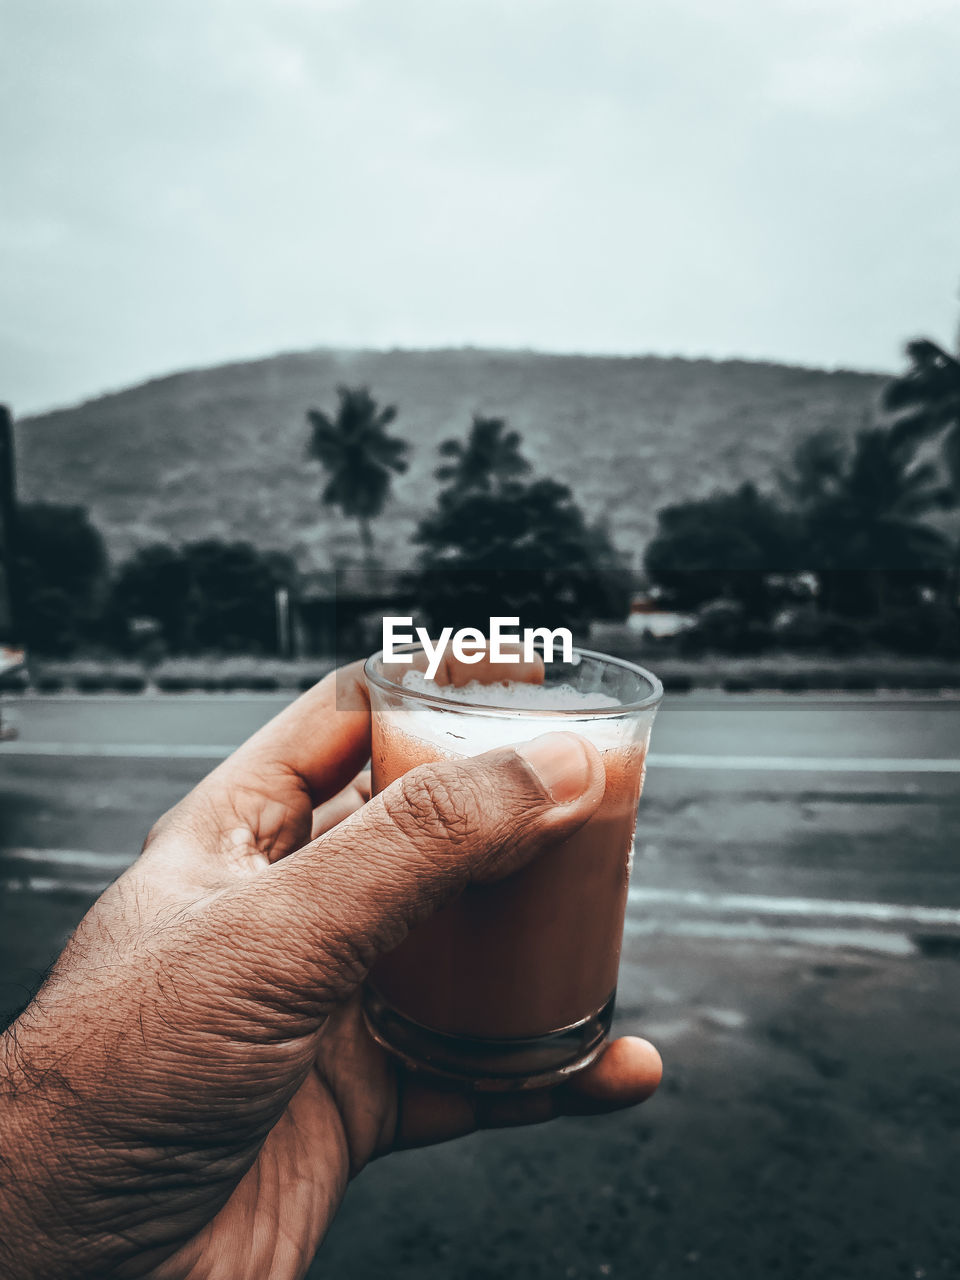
{"left": 3, "top": 848, "right": 134, "bottom": 869}
{"left": 627, "top": 887, "right": 960, "bottom": 927}
{"left": 3, "top": 849, "right": 958, "bottom": 933}
{"left": 3, "top": 742, "right": 960, "bottom": 772}
{"left": 622, "top": 919, "right": 918, "bottom": 956}
{"left": 3, "top": 876, "right": 103, "bottom": 895}
{"left": 0, "top": 741, "right": 232, "bottom": 758}
{"left": 649, "top": 753, "right": 960, "bottom": 773}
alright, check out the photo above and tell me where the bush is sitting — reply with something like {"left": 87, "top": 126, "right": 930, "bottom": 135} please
{"left": 773, "top": 606, "right": 867, "bottom": 656}
{"left": 32, "top": 670, "right": 66, "bottom": 692}
{"left": 63, "top": 663, "right": 147, "bottom": 693}
{"left": 660, "top": 672, "right": 694, "bottom": 693}
{"left": 111, "top": 541, "right": 296, "bottom": 656}
{"left": 154, "top": 672, "right": 200, "bottom": 692}
{"left": 907, "top": 670, "right": 950, "bottom": 691}
{"left": 722, "top": 675, "right": 756, "bottom": 693}
{"left": 110, "top": 671, "right": 148, "bottom": 693}
{"left": 74, "top": 670, "right": 112, "bottom": 692}
{"left": 679, "top": 600, "right": 772, "bottom": 656}
{"left": 297, "top": 671, "right": 328, "bottom": 690}
{"left": 868, "top": 606, "right": 960, "bottom": 657}
{"left": 839, "top": 671, "right": 878, "bottom": 692}
{"left": 775, "top": 671, "right": 813, "bottom": 692}
{"left": 219, "top": 672, "right": 279, "bottom": 693}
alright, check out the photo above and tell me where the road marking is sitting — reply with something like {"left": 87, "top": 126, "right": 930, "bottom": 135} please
{"left": 649, "top": 753, "right": 960, "bottom": 773}
{"left": 627, "top": 887, "right": 960, "bottom": 927}
{"left": 623, "top": 919, "right": 917, "bottom": 956}
{"left": 3, "top": 848, "right": 958, "bottom": 934}
{"left": 0, "top": 741, "right": 231, "bottom": 758}
{"left": 2, "top": 847, "right": 134, "bottom": 869}
{"left": 3, "top": 742, "right": 960, "bottom": 773}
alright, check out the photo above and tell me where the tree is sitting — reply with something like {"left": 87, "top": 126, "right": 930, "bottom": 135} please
{"left": 110, "top": 544, "right": 195, "bottom": 652}
{"left": 434, "top": 416, "right": 530, "bottom": 493}
{"left": 797, "top": 426, "right": 950, "bottom": 566}
{"left": 644, "top": 482, "right": 805, "bottom": 620}
{"left": 15, "top": 503, "right": 109, "bottom": 653}
{"left": 111, "top": 540, "right": 295, "bottom": 654}
{"left": 0, "top": 406, "right": 16, "bottom": 643}
{"left": 883, "top": 337, "right": 960, "bottom": 496}
{"left": 415, "top": 421, "right": 630, "bottom": 633}
{"left": 781, "top": 426, "right": 952, "bottom": 615}
{"left": 644, "top": 421, "right": 956, "bottom": 649}
{"left": 306, "top": 386, "right": 409, "bottom": 566}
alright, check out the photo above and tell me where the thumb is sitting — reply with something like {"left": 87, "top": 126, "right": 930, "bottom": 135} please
{"left": 225, "top": 732, "right": 606, "bottom": 1019}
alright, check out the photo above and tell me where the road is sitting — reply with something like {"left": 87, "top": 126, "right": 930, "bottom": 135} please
{"left": 1, "top": 692, "right": 959, "bottom": 1278}
{"left": 3, "top": 692, "right": 958, "bottom": 942}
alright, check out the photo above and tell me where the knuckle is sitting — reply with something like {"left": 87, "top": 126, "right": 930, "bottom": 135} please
{"left": 383, "top": 764, "right": 485, "bottom": 850}
{"left": 142, "top": 809, "right": 172, "bottom": 851}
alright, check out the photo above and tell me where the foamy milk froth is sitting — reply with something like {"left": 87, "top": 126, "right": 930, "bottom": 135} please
{"left": 394, "top": 671, "right": 629, "bottom": 757}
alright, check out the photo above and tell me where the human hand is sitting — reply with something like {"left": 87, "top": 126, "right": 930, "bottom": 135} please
{"left": 0, "top": 662, "right": 661, "bottom": 1280}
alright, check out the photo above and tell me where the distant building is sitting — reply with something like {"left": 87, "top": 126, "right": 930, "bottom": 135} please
{"left": 293, "top": 568, "right": 417, "bottom": 657}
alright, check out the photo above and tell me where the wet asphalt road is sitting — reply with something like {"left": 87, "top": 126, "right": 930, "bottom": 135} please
{"left": 1, "top": 692, "right": 958, "bottom": 1278}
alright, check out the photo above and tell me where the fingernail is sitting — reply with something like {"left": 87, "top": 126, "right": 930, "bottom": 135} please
{"left": 515, "top": 732, "right": 593, "bottom": 804}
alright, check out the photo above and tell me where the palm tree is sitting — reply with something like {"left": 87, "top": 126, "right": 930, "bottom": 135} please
{"left": 832, "top": 426, "right": 952, "bottom": 566}
{"left": 883, "top": 337, "right": 960, "bottom": 498}
{"left": 306, "top": 386, "right": 409, "bottom": 566}
{"left": 434, "top": 416, "right": 530, "bottom": 494}
{"left": 781, "top": 425, "right": 952, "bottom": 614}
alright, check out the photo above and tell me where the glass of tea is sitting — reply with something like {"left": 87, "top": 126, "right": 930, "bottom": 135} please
{"left": 362, "top": 643, "right": 662, "bottom": 1091}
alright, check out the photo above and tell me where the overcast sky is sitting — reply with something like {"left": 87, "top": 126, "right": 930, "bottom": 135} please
{"left": 2, "top": 0, "right": 959, "bottom": 413}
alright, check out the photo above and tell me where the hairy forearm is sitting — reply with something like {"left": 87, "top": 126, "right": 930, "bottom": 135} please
{"left": 0, "top": 1019, "right": 79, "bottom": 1278}
{"left": 0, "top": 1005, "right": 202, "bottom": 1280}
{"left": 0, "top": 1017, "right": 204, "bottom": 1280}
{"left": 0, "top": 978, "right": 309, "bottom": 1280}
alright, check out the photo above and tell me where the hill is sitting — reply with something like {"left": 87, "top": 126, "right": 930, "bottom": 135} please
{"left": 14, "top": 348, "right": 887, "bottom": 570}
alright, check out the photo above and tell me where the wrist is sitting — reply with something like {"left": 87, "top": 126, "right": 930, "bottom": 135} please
{"left": 0, "top": 1024, "right": 70, "bottom": 1278}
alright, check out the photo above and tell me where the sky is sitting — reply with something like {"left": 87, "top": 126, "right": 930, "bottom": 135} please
{"left": 2, "top": 0, "right": 960, "bottom": 414}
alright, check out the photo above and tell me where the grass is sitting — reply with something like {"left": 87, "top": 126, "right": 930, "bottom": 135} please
{"left": 11, "top": 653, "right": 959, "bottom": 695}
{"left": 651, "top": 655, "right": 960, "bottom": 694}
{"left": 19, "top": 657, "right": 337, "bottom": 695}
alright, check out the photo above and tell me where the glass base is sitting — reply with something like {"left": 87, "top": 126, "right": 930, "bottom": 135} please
{"left": 362, "top": 987, "right": 616, "bottom": 1092}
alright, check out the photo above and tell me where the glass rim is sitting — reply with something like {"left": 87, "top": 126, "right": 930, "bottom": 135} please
{"left": 363, "top": 643, "right": 664, "bottom": 719}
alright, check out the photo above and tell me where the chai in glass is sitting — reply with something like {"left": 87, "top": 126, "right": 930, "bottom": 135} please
{"left": 362, "top": 645, "right": 662, "bottom": 1090}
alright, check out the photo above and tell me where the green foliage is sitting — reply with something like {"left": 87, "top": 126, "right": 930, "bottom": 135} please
{"left": 434, "top": 416, "right": 530, "bottom": 492}
{"left": 414, "top": 420, "right": 631, "bottom": 632}
{"left": 15, "top": 503, "right": 109, "bottom": 654}
{"left": 883, "top": 337, "right": 960, "bottom": 494}
{"left": 17, "top": 351, "right": 884, "bottom": 572}
{"left": 306, "top": 385, "right": 409, "bottom": 560}
{"left": 111, "top": 540, "right": 295, "bottom": 655}
{"left": 782, "top": 426, "right": 953, "bottom": 572}
{"left": 644, "top": 483, "right": 805, "bottom": 618}
{"left": 110, "top": 544, "right": 192, "bottom": 650}
{"left": 645, "top": 410, "right": 959, "bottom": 653}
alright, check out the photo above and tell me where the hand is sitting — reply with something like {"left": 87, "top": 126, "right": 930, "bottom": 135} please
{"left": 0, "top": 662, "right": 661, "bottom": 1280}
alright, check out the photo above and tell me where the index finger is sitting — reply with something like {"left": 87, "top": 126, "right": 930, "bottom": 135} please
{"left": 151, "top": 662, "right": 374, "bottom": 872}
{"left": 380, "top": 641, "right": 546, "bottom": 689}
{"left": 222, "top": 660, "right": 372, "bottom": 806}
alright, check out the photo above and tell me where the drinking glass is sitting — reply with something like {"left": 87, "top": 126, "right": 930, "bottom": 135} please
{"left": 362, "top": 644, "right": 662, "bottom": 1090}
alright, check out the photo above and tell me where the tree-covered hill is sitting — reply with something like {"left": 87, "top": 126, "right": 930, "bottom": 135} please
{"left": 14, "top": 348, "right": 887, "bottom": 569}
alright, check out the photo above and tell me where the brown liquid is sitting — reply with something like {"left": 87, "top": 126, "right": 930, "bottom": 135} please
{"left": 368, "top": 718, "right": 645, "bottom": 1039}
